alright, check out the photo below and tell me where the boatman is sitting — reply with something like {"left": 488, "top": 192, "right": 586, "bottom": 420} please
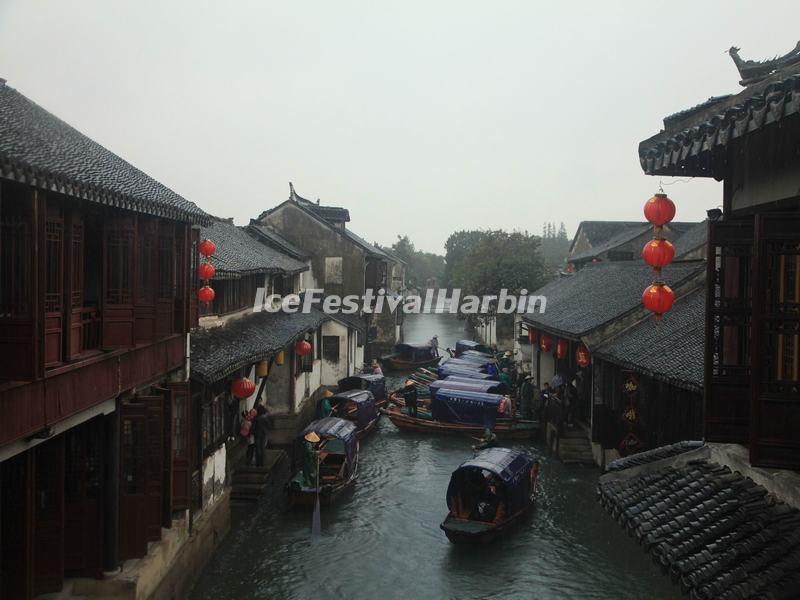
{"left": 473, "top": 427, "right": 498, "bottom": 451}
{"left": 403, "top": 379, "right": 419, "bottom": 418}
{"left": 429, "top": 334, "right": 439, "bottom": 358}
{"left": 302, "top": 431, "right": 321, "bottom": 487}
{"left": 320, "top": 389, "right": 335, "bottom": 418}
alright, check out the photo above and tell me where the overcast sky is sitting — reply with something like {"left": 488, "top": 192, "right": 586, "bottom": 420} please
{"left": 1, "top": 2, "right": 798, "bottom": 253}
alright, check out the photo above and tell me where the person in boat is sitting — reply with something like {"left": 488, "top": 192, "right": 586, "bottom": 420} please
{"left": 498, "top": 350, "right": 513, "bottom": 372}
{"left": 402, "top": 379, "right": 419, "bottom": 418}
{"left": 371, "top": 359, "right": 384, "bottom": 376}
{"left": 499, "top": 367, "right": 512, "bottom": 391}
{"left": 302, "top": 431, "right": 321, "bottom": 487}
{"left": 320, "top": 389, "right": 335, "bottom": 418}
{"left": 472, "top": 427, "right": 498, "bottom": 451}
{"left": 429, "top": 334, "right": 439, "bottom": 358}
{"left": 472, "top": 473, "right": 502, "bottom": 522}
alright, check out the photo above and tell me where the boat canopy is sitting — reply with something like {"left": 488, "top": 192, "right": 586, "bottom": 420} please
{"left": 300, "top": 417, "right": 358, "bottom": 466}
{"left": 337, "top": 374, "right": 386, "bottom": 400}
{"left": 446, "top": 447, "right": 536, "bottom": 514}
{"left": 438, "top": 364, "right": 495, "bottom": 380}
{"left": 329, "top": 390, "right": 378, "bottom": 429}
{"left": 431, "top": 389, "right": 503, "bottom": 427}
{"left": 395, "top": 343, "right": 434, "bottom": 360}
{"left": 455, "top": 340, "right": 491, "bottom": 356}
{"left": 460, "top": 349, "right": 495, "bottom": 361}
{"left": 443, "top": 358, "right": 490, "bottom": 371}
{"left": 430, "top": 379, "right": 508, "bottom": 395}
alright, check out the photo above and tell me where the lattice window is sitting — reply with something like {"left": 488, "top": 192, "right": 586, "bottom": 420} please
{"left": 106, "top": 228, "right": 133, "bottom": 305}
{"left": 138, "top": 226, "right": 156, "bottom": 302}
{"left": 71, "top": 222, "right": 83, "bottom": 309}
{"left": 762, "top": 242, "right": 800, "bottom": 394}
{"left": 121, "top": 417, "right": 145, "bottom": 494}
{"left": 158, "top": 234, "right": 173, "bottom": 299}
{"left": 172, "top": 395, "right": 186, "bottom": 460}
{"left": 45, "top": 218, "right": 63, "bottom": 314}
{"left": 0, "top": 208, "right": 31, "bottom": 318}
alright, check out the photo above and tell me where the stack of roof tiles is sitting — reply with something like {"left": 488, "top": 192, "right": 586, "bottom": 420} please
{"left": 597, "top": 443, "right": 800, "bottom": 599}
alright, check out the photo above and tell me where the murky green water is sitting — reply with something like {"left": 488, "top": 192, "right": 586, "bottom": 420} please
{"left": 192, "top": 313, "right": 678, "bottom": 600}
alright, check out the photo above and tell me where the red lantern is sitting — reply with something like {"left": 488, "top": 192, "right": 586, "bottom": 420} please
{"left": 643, "top": 193, "right": 676, "bottom": 227}
{"left": 527, "top": 328, "right": 537, "bottom": 345}
{"left": 642, "top": 239, "right": 675, "bottom": 272}
{"left": 576, "top": 345, "right": 590, "bottom": 368}
{"left": 556, "top": 339, "right": 568, "bottom": 359}
{"left": 199, "top": 238, "right": 217, "bottom": 258}
{"left": 198, "top": 285, "right": 215, "bottom": 304}
{"left": 231, "top": 377, "right": 256, "bottom": 399}
{"left": 198, "top": 262, "right": 216, "bottom": 281}
{"left": 295, "top": 339, "right": 312, "bottom": 356}
{"left": 642, "top": 283, "right": 675, "bottom": 318}
{"left": 539, "top": 334, "right": 552, "bottom": 352}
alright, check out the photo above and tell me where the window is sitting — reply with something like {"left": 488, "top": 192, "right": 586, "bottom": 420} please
{"left": 201, "top": 394, "right": 226, "bottom": 456}
{"left": 0, "top": 191, "right": 32, "bottom": 319}
{"left": 325, "top": 257, "right": 343, "bottom": 284}
{"left": 158, "top": 233, "right": 173, "bottom": 299}
{"left": 106, "top": 228, "right": 133, "bottom": 305}
{"left": 44, "top": 215, "right": 63, "bottom": 315}
{"left": 323, "top": 335, "right": 340, "bottom": 362}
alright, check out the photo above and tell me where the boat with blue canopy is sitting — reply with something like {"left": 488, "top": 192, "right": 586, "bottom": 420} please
{"left": 438, "top": 364, "right": 497, "bottom": 380}
{"left": 379, "top": 343, "right": 441, "bottom": 371}
{"left": 383, "top": 389, "right": 537, "bottom": 439}
{"left": 454, "top": 340, "right": 492, "bottom": 356}
{"left": 328, "top": 389, "right": 381, "bottom": 438}
{"left": 288, "top": 417, "right": 359, "bottom": 507}
{"left": 337, "top": 373, "right": 387, "bottom": 405}
{"left": 442, "top": 358, "right": 492, "bottom": 371}
{"left": 441, "top": 447, "right": 539, "bottom": 543}
{"left": 429, "top": 379, "right": 508, "bottom": 396}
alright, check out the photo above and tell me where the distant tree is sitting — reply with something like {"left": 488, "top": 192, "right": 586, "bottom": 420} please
{"left": 558, "top": 222, "right": 567, "bottom": 240}
{"left": 391, "top": 235, "right": 445, "bottom": 289}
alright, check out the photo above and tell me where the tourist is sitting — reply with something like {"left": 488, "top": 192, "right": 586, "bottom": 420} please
{"left": 252, "top": 398, "right": 270, "bottom": 467}
{"left": 371, "top": 359, "right": 384, "bottom": 376}
{"left": 302, "top": 431, "right": 321, "bottom": 487}
{"left": 403, "top": 379, "right": 419, "bottom": 418}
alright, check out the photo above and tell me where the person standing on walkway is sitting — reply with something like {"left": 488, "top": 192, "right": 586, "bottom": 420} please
{"left": 519, "top": 375, "right": 535, "bottom": 420}
{"left": 429, "top": 334, "right": 439, "bottom": 358}
{"left": 403, "top": 379, "right": 419, "bottom": 418}
{"left": 252, "top": 398, "right": 270, "bottom": 467}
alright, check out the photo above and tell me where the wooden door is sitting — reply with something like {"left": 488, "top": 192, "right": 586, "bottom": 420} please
{"left": 66, "top": 210, "right": 84, "bottom": 359}
{"left": 143, "top": 396, "right": 164, "bottom": 541}
{"left": 1, "top": 452, "right": 33, "bottom": 600}
{"left": 44, "top": 205, "right": 64, "bottom": 366}
{"left": 102, "top": 213, "right": 135, "bottom": 348}
{"left": 704, "top": 217, "right": 753, "bottom": 443}
{"left": 119, "top": 403, "right": 148, "bottom": 559}
{"left": 63, "top": 418, "right": 104, "bottom": 577}
{"left": 169, "top": 382, "right": 191, "bottom": 511}
{"left": 33, "top": 437, "right": 65, "bottom": 595}
{"left": 751, "top": 213, "right": 800, "bottom": 468}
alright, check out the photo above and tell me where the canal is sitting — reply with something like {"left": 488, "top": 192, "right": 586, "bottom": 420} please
{"left": 191, "top": 312, "right": 679, "bottom": 600}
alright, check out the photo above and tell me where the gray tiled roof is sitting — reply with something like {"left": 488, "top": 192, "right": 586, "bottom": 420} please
{"left": 639, "top": 64, "right": 800, "bottom": 177}
{"left": 598, "top": 447, "right": 800, "bottom": 599}
{"left": 522, "top": 260, "right": 705, "bottom": 337}
{"left": 191, "top": 308, "right": 328, "bottom": 383}
{"left": 571, "top": 222, "right": 702, "bottom": 264}
{"left": 247, "top": 223, "right": 308, "bottom": 260}
{"left": 342, "top": 227, "right": 388, "bottom": 258}
{"left": 0, "top": 82, "right": 208, "bottom": 224}
{"left": 569, "top": 221, "right": 645, "bottom": 254}
{"left": 594, "top": 287, "right": 705, "bottom": 389}
{"left": 673, "top": 220, "right": 708, "bottom": 258}
{"left": 201, "top": 220, "right": 308, "bottom": 277}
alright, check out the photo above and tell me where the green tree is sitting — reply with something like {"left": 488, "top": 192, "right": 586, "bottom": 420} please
{"left": 391, "top": 235, "right": 445, "bottom": 289}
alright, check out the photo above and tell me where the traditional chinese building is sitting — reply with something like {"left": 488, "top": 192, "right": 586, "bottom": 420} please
{"left": 0, "top": 80, "right": 221, "bottom": 599}
{"left": 253, "top": 183, "right": 400, "bottom": 360}
{"left": 597, "top": 42, "right": 800, "bottom": 599}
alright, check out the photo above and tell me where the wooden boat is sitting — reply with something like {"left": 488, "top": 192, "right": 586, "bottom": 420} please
{"left": 441, "top": 447, "right": 539, "bottom": 544}
{"left": 455, "top": 340, "right": 492, "bottom": 356}
{"left": 383, "top": 389, "right": 538, "bottom": 439}
{"left": 329, "top": 389, "right": 381, "bottom": 438}
{"left": 288, "top": 417, "right": 359, "bottom": 507}
{"left": 379, "top": 343, "right": 441, "bottom": 371}
{"left": 337, "top": 373, "right": 387, "bottom": 407}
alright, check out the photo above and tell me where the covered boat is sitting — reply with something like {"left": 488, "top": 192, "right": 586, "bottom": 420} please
{"left": 455, "top": 340, "right": 492, "bottom": 356}
{"left": 337, "top": 373, "right": 387, "bottom": 405}
{"left": 379, "top": 343, "right": 441, "bottom": 371}
{"left": 442, "top": 358, "right": 492, "bottom": 371}
{"left": 329, "top": 389, "right": 380, "bottom": 438}
{"left": 383, "top": 389, "right": 537, "bottom": 439}
{"left": 429, "top": 379, "right": 508, "bottom": 396}
{"left": 438, "top": 363, "right": 496, "bottom": 380}
{"left": 288, "top": 417, "right": 359, "bottom": 507}
{"left": 441, "top": 447, "right": 539, "bottom": 543}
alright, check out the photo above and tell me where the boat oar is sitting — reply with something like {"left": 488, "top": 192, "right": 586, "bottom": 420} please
{"left": 311, "top": 449, "right": 321, "bottom": 539}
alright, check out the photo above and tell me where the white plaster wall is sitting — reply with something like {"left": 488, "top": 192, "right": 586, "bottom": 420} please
{"left": 294, "top": 359, "right": 322, "bottom": 413}
{"left": 201, "top": 444, "right": 227, "bottom": 509}
{"left": 320, "top": 321, "right": 348, "bottom": 385}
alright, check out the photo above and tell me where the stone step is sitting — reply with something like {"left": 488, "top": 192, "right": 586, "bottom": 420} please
{"left": 559, "top": 450, "right": 595, "bottom": 465}
{"left": 231, "top": 483, "right": 267, "bottom": 495}
{"left": 232, "top": 471, "right": 270, "bottom": 485}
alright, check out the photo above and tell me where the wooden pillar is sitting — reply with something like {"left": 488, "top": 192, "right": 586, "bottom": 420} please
{"left": 103, "top": 409, "right": 120, "bottom": 572}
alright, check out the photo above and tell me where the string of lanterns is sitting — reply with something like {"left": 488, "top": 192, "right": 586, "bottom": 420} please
{"left": 198, "top": 239, "right": 216, "bottom": 304}
{"left": 642, "top": 192, "right": 676, "bottom": 319}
